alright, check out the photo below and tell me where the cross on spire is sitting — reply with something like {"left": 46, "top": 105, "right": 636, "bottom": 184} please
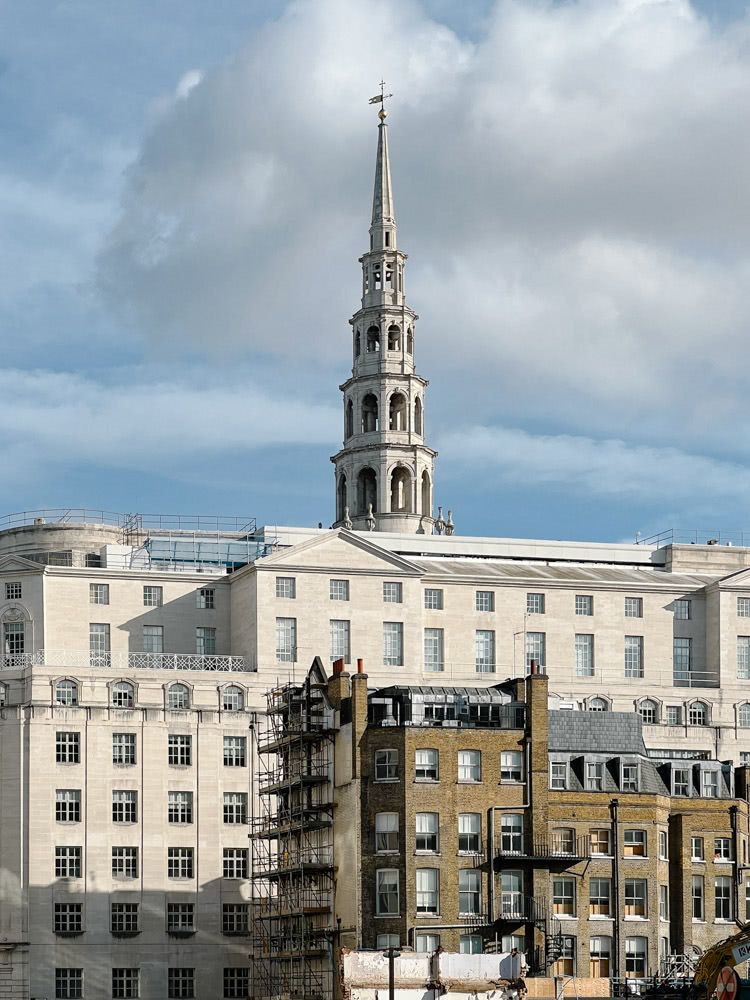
{"left": 368, "top": 80, "right": 393, "bottom": 121}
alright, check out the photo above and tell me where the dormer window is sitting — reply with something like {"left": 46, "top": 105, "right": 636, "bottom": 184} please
{"left": 621, "top": 762, "right": 638, "bottom": 792}
{"left": 701, "top": 769, "right": 719, "bottom": 798}
{"left": 586, "top": 762, "right": 603, "bottom": 791}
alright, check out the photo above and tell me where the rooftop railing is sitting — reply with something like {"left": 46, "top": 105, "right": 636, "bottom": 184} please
{"left": 636, "top": 528, "right": 750, "bottom": 547}
{"left": 0, "top": 650, "right": 249, "bottom": 672}
{"left": 0, "top": 509, "right": 257, "bottom": 534}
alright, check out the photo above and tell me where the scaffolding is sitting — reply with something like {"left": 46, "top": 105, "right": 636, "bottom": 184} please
{"left": 251, "top": 663, "right": 336, "bottom": 1000}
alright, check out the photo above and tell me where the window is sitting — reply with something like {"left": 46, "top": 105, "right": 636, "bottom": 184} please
{"left": 197, "top": 587, "right": 215, "bottom": 609}
{"left": 550, "top": 762, "right": 566, "bottom": 790}
{"left": 222, "top": 686, "right": 244, "bottom": 712}
{"left": 168, "top": 968, "right": 194, "bottom": 998}
{"left": 738, "top": 637, "right": 750, "bottom": 679}
{"left": 692, "top": 836, "right": 705, "bottom": 860}
{"left": 112, "top": 846, "right": 138, "bottom": 878}
{"left": 639, "top": 699, "right": 657, "bottom": 724}
{"left": 143, "top": 625, "right": 163, "bottom": 654}
{"left": 501, "top": 751, "right": 523, "bottom": 782}
{"left": 716, "top": 876, "right": 733, "bottom": 920}
{"left": 526, "top": 592, "right": 545, "bottom": 614}
{"left": 4, "top": 581, "right": 21, "bottom": 601}
{"left": 90, "top": 582, "right": 109, "bottom": 605}
{"left": 56, "top": 789, "right": 81, "bottom": 823}
{"left": 222, "top": 903, "right": 249, "bottom": 936}
{"left": 424, "top": 628, "right": 444, "bottom": 672}
{"left": 739, "top": 598, "right": 750, "bottom": 618}
{"left": 330, "top": 579, "right": 350, "bottom": 601}
{"left": 330, "top": 619, "right": 351, "bottom": 664}
{"left": 55, "top": 846, "right": 81, "bottom": 878}
{"left": 586, "top": 762, "right": 603, "bottom": 791}
{"left": 590, "top": 829, "right": 611, "bottom": 855}
{"left": 588, "top": 697, "right": 608, "bottom": 712}
{"left": 625, "top": 597, "right": 643, "bottom": 618}
{"left": 376, "top": 869, "right": 399, "bottom": 915}
{"left": 624, "top": 830, "right": 647, "bottom": 857}
{"left": 415, "top": 748, "right": 438, "bottom": 780}
{"left": 168, "top": 684, "right": 190, "bottom": 710}
{"left": 674, "top": 599, "right": 691, "bottom": 620}
{"left": 673, "top": 768, "right": 690, "bottom": 796}
{"left": 501, "top": 814, "right": 524, "bottom": 854}
{"left": 659, "top": 831, "right": 668, "bottom": 859}
{"left": 622, "top": 763, "right": 638, "bottom": 792}
{"left": 666, "top": 705, "right": 682, "bottom": 725}
{"left": 168, "top": 847, "right": 194, "bottom": 879}
{"left": 715, "top": 838, "right": 733, "bottom": 861}
{"left": 625, "top": 636, "right": 644, "bottom": 678}
{"left": 659, "top": 885, "right": 670, "bottom": 921}
{"left": 476, "top": 590, "right": 495, "bottom": 612}
{"left": 383, "top": 622, "right": 403, "bottom": 665}
{"left": 143, "top": 585, "right": 162, "bottom": 607}
{"left": 590, "top": 877, "right": 612, "bottom": 917}
{"left": 624, "top": 879, "right": 647, "bottom": 917}
{"left": 112, "top": 969, "right": 140, "bottom": 998}
{"left": 415, "top": 933, "right": 440, "bottom": 953}
{"left": 55, "top": 969, "right": 83, "bottom": 999}
{"left": 553, "top": 877, "right": 576, "bottom": 916}
{"left": 475, "top": 629, "right": 496, "bottom": 673}
{"left": 551, "top": 936, "right": 576, "bottom": 977}
{"left": 458, "top": 750, "right": 481, "bottom": 782}
{"left": 590, "top": 937, "right": 611, "bottom": 977}
{"left": 701, "top": 770, "right": 719, "bottom": 797}
{"left": 459, "top": 869, "right": 481, "bottom": 915}
{"left": 113, "top": 733, "right": 136, "bottom": 765}
{"left": 166, "top": 903, "right": 195, "bottom": 933}
{"left": 575, "top": 634, "right": 594, "bottom": 676}
{"left": 747, "top": 882, "right": 750, "bottom": 922}
{"left": 375, "top": 813, "right": 399, "bottom": 852}
{"left": 275, "top": 576, "right": 296, "bottom": 599}
{"left": 374, "top": 749, "right": 398, "bottom": 781}
{"left": 223, "top": 792, "right": 247, "bottom": 825}
{"left": 223, "top": 969, "right": 250, "bottom": 999}
{"left": 689, "top": 701, "right": 708, "bottom": 727}
{"left": 223, "top": 848, "right": 248, "bottom": 879}
{"left": 196, "top": 626, "right": 216, "bottom": 656}
{"left": 111, "top": 681, "right": 134, "bottom": 709}
{"left": 625, "top": 937, "right": 647, "bottom": 978}
{"left": 224, "top": 736, "right": 246, "bottom": 767}
{"left": 459, "top": 814, "right": 481, "bottom": 853}
{"left": 377, "top": 934, "right": 401, "bottom": 949}
{"left": 674, "top": 637, "right": 693, "bottom": 679}
{"left": 168, "top": 791, "right": 193, "bottom": 824}
{"left": 692, "top": 875, "right": 704, "bottom": 920}
{"left": 168, "top": 735, "right": 192, "bottom": 766}
{"left": 55, "top": 680, "right": 79, "bottom": 707}
{"left": 526, "top": 631, "right": 546, "bottom": 667}
{"left": 460, "top": 935, "right": 483, "bottom": 954}
{"left": 416, "top": 812, "right": 439, "bottom": 852}
{"left": 552, "top": 828, "right": 574, "bottom": 855}
{"left": 56, "top": 731, "right": 80, "bottom": 763}
{"left": 500, "top": 870, "right": 524, "bottom": 917}
{"left": 3, "top": 621, "right": 23, "bottom": 659}
{"left": 111, "top": 902, "right": 139, "bottom": 934}
{"left": 416, "top": 868, "right": 439, "bottom": 913}
{"left": 54, "top": 902, "right": 83, "bottom": 934}
{"left": 383, "top": 582, "right": 402, "bottom": 603}
{"left": 112, "top": 790, "right": 137, "bottom": 823}
{"left": 502, "top": 933, "right": 525, "bottom": 953}
{"left": 424, "top": 588, "right": 443, "bottom": 610}
{"left": 575, "top": 594, "right": 593, "bottom": 616}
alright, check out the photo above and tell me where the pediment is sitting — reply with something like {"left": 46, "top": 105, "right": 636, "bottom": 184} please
{"left": 719, "top": 566, "right": 750, "bottom": 587}
{"left": 0, "top": 554, "right": 43, "bottom": 573}
{"left": 258, "top": 528, "right": 423, "bottom": 576}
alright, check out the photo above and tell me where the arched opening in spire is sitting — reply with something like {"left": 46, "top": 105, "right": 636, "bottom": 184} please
{"left": 421, "top": 470, "right": 431, "bottom": 515}
{"left": 387, "top": 325, "right": 401, "bottom": 351}
{"left": 390, "top": 467, "right": 412, "bottom": 513}
{"left": 389, "top": 392, "right": 407, "bottom": 431}
{"left": 361, "top": 394, "right": 379, "bottom": 433}
{"left": 414, "top": 397, "right": 423, "bottom": 436}
{"left": 357, "top": 468, "right": 377, "bottom": 515}
{"left": 337, "top": 475, "right": 347, "bottom": 522}
{"left": 345, "top": 400, "right": 354, "bottom": 439}
{"left": 366, "top": 326, "right": 380, "bottom": 353}
{"left": 407, "top": 327, "right": 413, "bottom": 354}
{"left": 355, "top": 331, "right": 361, "bottom": 357}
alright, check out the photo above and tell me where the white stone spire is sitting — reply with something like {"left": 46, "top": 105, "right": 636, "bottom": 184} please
{"left": 371, "top": 114, "right": 396, "bottom": 243}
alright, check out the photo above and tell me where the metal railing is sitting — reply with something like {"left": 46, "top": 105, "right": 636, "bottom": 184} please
{"left": 636, "top": 528, "right": 750, "bottom": 547}
{"left": 24, "top": 650, "right": 249, "bottom": 672}
{"left": 0, "top": 509, "right": 257, "bottom": 534}
{"left": 258, "top": 760, "right": 330, "bottom": 790}
{"left": 496, "top": 835, "right": 589, "bottom": 861}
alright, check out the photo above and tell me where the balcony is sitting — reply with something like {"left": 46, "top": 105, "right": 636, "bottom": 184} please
{"left": 23, "top": 650, "right": 248, "bottom": 672}
{"left": 495, "top": 835, "right": 589, "bottom": 864}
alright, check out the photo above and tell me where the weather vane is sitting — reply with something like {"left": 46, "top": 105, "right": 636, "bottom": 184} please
{"left": 369, "top": 79, "right": 393, "bottom": 121}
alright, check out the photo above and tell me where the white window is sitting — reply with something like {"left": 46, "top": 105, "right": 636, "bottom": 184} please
{"left": 5, "top": 581, "right": 21, "bottom": 600}
{"left": 3, "top": 621, "right": 23, "bottom": 658}
{"left": 625, "top": 937, "right": 647, "bottom": 978}
{"left": 222, "top": 848, "right": 248, "bottom": 879}
{"left": 89, "top": 623, "right": 110, "bottom": 664}
{"left": 716, "top": 876, "right": 733, "bottom": 920}
{"left": 459, "top": 813, "right": 481, "bottom": 853}
{"left": 738, "top": 637, "right": 750, "bottom": 679}
{"left": 552, "top": 828, "right": 574, "bottom": 855}
{"left": 690, "top": 702, "right": 707, "bottom": 726}
{"left": 621, "top": 763, "right": 638, "bottom": 792}
{"left": 625, "top": 636, "right": 644, "bottom": 678}
{"left": 476, "top": 590, "right": 494, "bottom": 612}
{"left": 55, "top": 846, "right": 82, "bottom": 878}
{"left": 330, "top": 619, "right": 351, "bottom": 663}
{"left": 275, "top": 618, "right": 296, "bottom": 662}
{"left": 143, "top": 625, "right": 163, "bottom": 654}
{"left": 112, "top": 969, "right": 140, "bottom": 998}
{"left": 90, "top": 583, "right": 109, "bottom": 605}
{"left": 659, "top": 885, "right": 670, "bottom": 921}
{"left": 56, "top": 789, "right": 81, "bottom": 823}
{"left": 196, "top": 626, "right": 216, "bottom": 656}
{"left": 167, "top": 683, "right": 189, "bottom": 710}
{"left": 500, "top": 870, "right": 523, "bottom": 917}
{"left": 383, "top": 582, "right": 402, "bottom": 603}
{"left": 459, "top": 869, "right": 481, "bottom": 915}
{"left": 575, "top": 634, "right": 594, "bottom": 677}
{"left": 526, "top": 592, "right": 545, "bottom": 614}
{"left": 416, "top": 812, "right": 439, "bottom": 852}
{"left": 552, "top": 936, "right": 576, "bottom": 977}
{"left": 383, "top": 622, "right": 403, "bottom": 666}
{"left": 376, "top": 869, "right": 399, "bottom": 915}
{"left": 624, "top": 830, "right": 647, "bottom": 857}
{"left": 674, "top": 599, "right": 691, "bottom": 620}
{"left": 223, "top": 736, "right": 246, "bottom": 767}
{"left": 415, "top": 932, "right": 440, "bottom": 953}
{"left": 590, "top": 936, "right": 611, "bottom": 977}
{"left": 168, "top": 847, "right": 193, "bottom": 879}
{"left": 330, "top": 579, "right": 349, "bottom": 601}
{"left": 666, "top": 705, "right": 682, "bottom": 725}
{"left": 197, "top": 587, "right": 214, "bottom": 609}
{"left": 458, "top": 750, "right": 481, "bottom": 782}
{"left": 223, "top": 792, "right": 247, "bottom": 825}
{"left": 501, "top": 814, "right": 524, "bottom": 854}
{"left": 590, "top": 877, "right": 611, "bottom": 916}
{"left": 738, "top": 598, "right": 750, "bottom": 617}
{"left": 589, "top": 697, "right": 608, "bottom": 712}
{"left": 424, "top": 628, "right": 444, "bottom": 672}
{"left": 168, "top": 734, "right": 192, "bottom": 766}
{"left": 702, "top": 770, "right": 719, "bottom": 797}
{"left": 586, "top": 762, "right": 603, "bottom": 790}
{"left": 168, "top": 790, "right": 193, "bottom": 824}
{"left": 625, "top": 597, "right": 643, "bottom": 618}
{"left": 56, "top": 730, "right": 80, "bottom": 763}
{"left": 526, "top": 631, "right": 546, "bottom": 667}
{"left": 590, "top": 829, "right": 611, "bottom": 856}
{"left": 55, "top": 680, "right": 79, "bottom": 707}
{"left": 624, "top": 878, "right": 647, "bottom": 917}
{"left": 691, "top": 836, "right": 704, "bottom": 861}
{"left": 424, "top": 588, "right": 443, "bottom": 610}
{"left": 715, "top": 837, "right": 733, "bottom": 861}
{"left": 674, "top": 637, "right": 693, "bottom": 679}
{"left": 377, "top": 934, "right": 400, "bottom": 949}
{"left": 692, "top": 875, "right": 704, "bottom": 919}
{"left": 550, "top": 762, "right": 566, "bottom": 789}
{"left": 143, "top": 585, "right": 162, "bottom": 607}
{"left": 415, "top": 748, "right": 438, "bottom": 781}
{"left": 575, "top": 595, "right": 593, "bottom": 616}
{"left": 673, "top": 767, "right": 690, "bottom": 796}
{"left": 112, "top": 790, "right": 137, "bottom": 823}
{"left": 112, "top": 846, "right": 138, "bottom": 878}
{"left": 501, "top": 750, "right": 523, "bottom": 782}
{"left": 460, "top": 934, "right": 483, "bottom": 954}
{"left": 222, "top": 686, "right": 244, "bottom": 712}
{"left": 659, "top": 830, "right": 668, "bottom": 859}
{"left": 475, "top": 630, "right": 495, "bottom": 673}
{"left": 275, "top": 576, "right": 296, "bottom": 599}
{"left": 639, "top": 699, "right": 657, "bottom": 725}
{"left": 553, "top": 877, "right": 576, "bottom": 916}
{"left": 55, "top": 969, "right": 83, "bottom": 999}
{"left": 375, "top": 813, "right": 399, "bottom": 852}
{"left": 416, "top": 868, "right": 439, "bottom": 913}
{"left": 111, "top": 681, "right": 134, "bottom": 709}
{"left": 374, "top": 749, "right": 398, "bottom": 781}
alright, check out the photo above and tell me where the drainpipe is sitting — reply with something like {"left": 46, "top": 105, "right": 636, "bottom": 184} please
{"left": 730, "top": 805, "right": 740, "bottom": 925}
{"left": 610, "top": 799, "right": 621, "bottom": 979}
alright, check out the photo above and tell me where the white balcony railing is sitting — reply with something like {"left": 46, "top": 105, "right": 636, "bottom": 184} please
{"left": 0, "top": 650, "right": 249, "bottom": 672}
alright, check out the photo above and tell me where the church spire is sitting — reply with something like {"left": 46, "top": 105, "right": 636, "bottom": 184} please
{"left": 371, "top": 115, "right": 395, "bottom": 233}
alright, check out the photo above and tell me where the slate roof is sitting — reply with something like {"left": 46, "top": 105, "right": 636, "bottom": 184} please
{"left": 548, "top": 710, "right": 646, "bottom": 754}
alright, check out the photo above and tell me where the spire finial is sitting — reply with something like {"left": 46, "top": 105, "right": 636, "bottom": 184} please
{"left": 368, "top": 80, "right": 393, "bottom": 121}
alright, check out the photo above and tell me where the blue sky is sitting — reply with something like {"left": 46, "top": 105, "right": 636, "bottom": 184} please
{"left": 2, "top": 0, "right": 750, "bottom": 542}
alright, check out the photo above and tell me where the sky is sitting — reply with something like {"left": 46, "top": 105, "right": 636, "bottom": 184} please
{"left": 2, "top": 0, "right": 750, "bottom": 542}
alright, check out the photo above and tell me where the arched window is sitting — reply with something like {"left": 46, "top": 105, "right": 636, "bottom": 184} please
{"left": 168, "top": 683, "right": 189, "bottom": 710}
{"left": 689, "top": 701, "right": 707, "bottom": 726}
{"left": 589, "top": 697, "right": 608, "bottom": 712}
{"left": 738, "top": 704, "right": 750, "bottom": 728}
{"left": 389, "top": 393, "right": 407, "bottom": 431}
{"left": 337, "top": 475, "right": 347, "bottom": 522}
{"left": 390, "top": 467, "right": 412, "bottom": 514}
{"left": 223, "top": 685, "right": 244, "bottom": 712}
{"left": 414, "top": 397, "right": 423, "bottom": 435}
{"left": 366, "top": 326, "right": 380, "bottom": 353}
{"left": 361, "top": 394, "right": 379, "bottom": 433}
{"left": 355, "top": 331, "right": 361, "bottom": 357}
{"left": 388, "top": 325, "right": 401, "bottom": 351}
{"left": 638, "top": 699, "right": 657, "bottom": 725}
{"left": 112, "top": 681, "right": 135, "bottom": 709}
{"left": 55, "top": 679, "right": 78, "bottom": 707}
{"left": 357, "top": 468, "right": 378, "bottom": 515}
{"left": 407, "top": 328, "right": 414, "bottom": 354}
{"left": 345, "top": 400, "right": 354, "bottom": 438}
{"left": 421, "top": 470, "right": 431, "bottom": 516}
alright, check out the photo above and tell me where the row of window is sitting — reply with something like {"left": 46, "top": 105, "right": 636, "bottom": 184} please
{"left": 54, "top": 967, "right": 248, "bottom": 999}
{"left": 376, "top": 867, "right": 481, "bottom": 916}
{"left": 88, "top": 624, "right": 217, "bottom": 656}
{"left": 55, "top": 789, "right": 248, "bottom": 825}
{"left": 56, "top": 731, "right": 246, "bottom": 767}
{"left": 53, "top": 900, "right": 248, "bottom": 935}
{"left": 550, "top": 758, "right": 723, "bottom": 797}
{"left": 53, "top": 680, "right": 244, "bottom": 711}
{"left": 373, "top": 748, "right": 522, "bottom": 783}
{"left": 55, "top": 846, "right": 248, "bottom": 880}
{"left": 88, "top": 584, "right": 215, "bottom": 609}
